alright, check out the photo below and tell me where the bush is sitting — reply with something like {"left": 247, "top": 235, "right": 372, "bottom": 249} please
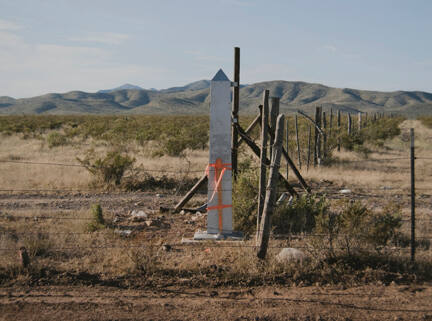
{"left": 77, "top": 149, "right": 135, "bottom": 187}
{"left": 232, "top": 168, "right": 259, "bottom": 235}
{"left": 87, "top": 203, "right": 106, "bottom": 232}
{"left": 272, "top": 194, "right": 329, "bottom": 234}
{"left": 46, "top": 132, "right": 68, "bottom": 148}
{"left": 314, "top": 200, "right": 402, "bottom": 256}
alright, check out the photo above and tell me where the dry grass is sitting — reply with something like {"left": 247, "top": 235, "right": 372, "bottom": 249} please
{"left": 1, "top": 119, "right": 432, "bottom": 285}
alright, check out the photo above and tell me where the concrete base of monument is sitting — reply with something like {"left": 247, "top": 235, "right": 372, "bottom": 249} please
{"left": 181, "top": 230, "right": 244, "bottom": 242}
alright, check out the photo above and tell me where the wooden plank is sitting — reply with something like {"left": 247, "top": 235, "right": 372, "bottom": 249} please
{"left": 257, "top": 90, "right": 269, "bottom": 235}
{"left": 257, "top": 114, "right": 284, "bottom": 259}
{"left": 235, "top": 123, "right": 298, "bottom": 196}
{"left": 173, "top": 175, "right": 208, "bottom": 213}
{"left": 295, "top": 114, "right": 301, "bottom": 169}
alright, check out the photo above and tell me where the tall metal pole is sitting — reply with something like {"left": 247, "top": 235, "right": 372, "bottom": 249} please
{"left": 231, "top": 47, "right": 240, "bottom": 179}
{"left": 410, "top": 128, "right": 416, "bottom": 263}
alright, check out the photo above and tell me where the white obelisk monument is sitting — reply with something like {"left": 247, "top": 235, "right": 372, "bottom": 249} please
{"left": 194, "top": 69, "right": 241, "bottom": 240}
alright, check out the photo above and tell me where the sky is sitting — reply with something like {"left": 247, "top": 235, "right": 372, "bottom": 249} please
{"left": 1, "top": 0, "right": 431, "bottom": 98}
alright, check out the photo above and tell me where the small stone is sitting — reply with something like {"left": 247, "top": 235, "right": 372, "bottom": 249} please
{"left": 339, "top": 189, "right": 352, "bottom": 194}
{"left": 115, "top": 230, "right": 132, "bottom": 237}
{"left": 145, "top": 219, "right": 160, "bottom": 227}
{"left": 156, "top": 194, "right": 163, "bottom": 198}
{"left": 276, "top": 248, "right": 306, "bottom": 263}
{"left": 130, "top": 210, "right": 148, "bottom": 222}
{"left": 161, "top": 244, "right": 172, "bottom": 252}
{"left": 180, "top": 210, "right": 185, "bottom": 215}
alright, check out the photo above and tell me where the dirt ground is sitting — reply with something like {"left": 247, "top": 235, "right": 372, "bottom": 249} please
{"left": 1, "top": 189, "right": 431, "bottom": 321}
{"left": 1, "top": 283, "right": 432, "bottom": 321}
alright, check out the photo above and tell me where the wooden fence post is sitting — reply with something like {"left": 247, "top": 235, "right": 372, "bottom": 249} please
{"left": 322, "top": 111, "right": 327, "bottom": 160}
{"left": 269, "top": 97, "right": 280, "bottom": 157}
{"left": 307, "top": 125, "right": 311, "bottom": 171}
{"left": 231, "top": 47, "right": 240, "bottom": 179}
{"left": 337, "top": 110, "right": 341, "bottom": 151}
{"left": 329, "top": 108, "right": 333, "bottom": 138}
{"left": 313, "top": 107, "right": 321, "bottom": 166}
{"left": 358, "top": 112, "right": 362, "bottom": 131}
{"left": 410, "top": 128, "right": 416, "bottom": 263}
{"left": 295, "top": 114, "right": 301, "bottom": 169}
{"left": 257, "top": 91, "right": 269, "bottom": 237}
{"left": 286, "top": 117, "right": 289, "bottom": 178}
{"left": 347, "top": 113, "right": 352, "bottom": 136}
{"left": 18, "top": 247, "right": 30, "bottom": 268}
{"left": 257, "top": 114, "right": 284, "bottom": 259}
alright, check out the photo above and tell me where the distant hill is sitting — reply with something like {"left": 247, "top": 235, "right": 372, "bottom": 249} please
{"left": 1, "top": 80, "right": 432, "bottom": 116}
{"left": 98, "top": 83, "right": 144, "bottom": 93}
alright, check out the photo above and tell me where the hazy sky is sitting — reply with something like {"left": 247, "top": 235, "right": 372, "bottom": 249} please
{"left": 1, "top": 0, "right": 431, "bottom": 98}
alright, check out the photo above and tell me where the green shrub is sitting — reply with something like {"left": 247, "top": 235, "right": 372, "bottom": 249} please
{"left": 314, "top": 200, "right": 402, "bottom": 256}
{"left": 232, "top": 169, "right": 259, "bottom": 235}
{"left": 87, "top": 203, "right": 106, "bottom": 232}
{"left": 272, "top": 194, "right": 329, "bottom": 234}
{"left": 46, "top": 132, "right": 68, "bottom": 148}
{"left": 77, "top": 150, "right": 135, "bottom": 187}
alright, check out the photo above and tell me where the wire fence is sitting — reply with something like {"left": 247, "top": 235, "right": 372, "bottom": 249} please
{"left": 0, "top": 144, "right": 431, "bottom": 262}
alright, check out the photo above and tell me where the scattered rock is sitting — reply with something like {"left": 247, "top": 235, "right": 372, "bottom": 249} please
{"left": 130, "top": 210, "right": 148, "bottom": 222}
{"left": 145, "top": 219, "right": 160, "bottom": 227}
{"left": 161, "top": 244, "right": 172, "bottom": 252}
{"left": 115, "top": 230, "right": 133, "bottom": 237}
{"left": 180, "top": 210, "right": 186, "bottom": 215}
{"left": 276, "top": 248, "right": 306, "bottom": 263}
{"left": 339, "top": 189, "right": 352, "bottom": 194}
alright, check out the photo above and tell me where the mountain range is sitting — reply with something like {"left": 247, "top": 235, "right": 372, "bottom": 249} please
{"left": 1, "top": 80, "right": 431, "bottom": 116}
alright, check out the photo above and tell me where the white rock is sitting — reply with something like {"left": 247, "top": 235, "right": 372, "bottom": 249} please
{"left": 130, "top": 210, "right": 148, "bottom": 222}
{"left": 339, "top": 189, "right": 352, "bottom": 194}
{"left": 276, "top": 248, "right": 306, "bottom": 263}
{"left": 115, "top": 230, "right": 132, "bottom": 237}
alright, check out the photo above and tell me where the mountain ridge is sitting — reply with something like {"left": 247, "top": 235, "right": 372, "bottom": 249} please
{"left": 1, "top": 80, "right": 431, "bottom": 116}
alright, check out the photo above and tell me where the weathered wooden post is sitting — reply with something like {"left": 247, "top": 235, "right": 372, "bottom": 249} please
{"left": 295, "top": 114, "right": 301, "bottom": 169}
{"left": 358, "top": 112, "right": 362, "bottom": 131}
{"left": 231, "top": 47, "right": 240, "bottom": 179}
{"left": 410, "top": 128, "right": 416, "bottom": 262}
{"left": 286, "top": 117, "right": 289, "bottom": 178}
{"left": 329, "top": 108, "right": 333, "bottom": 138}
{"left": 194, "top": 69, "right": 240, "bottom": 240}
{"left": 257, "top": 114, "right": 284, "bottom": 259}
{"left": 337, "top": 110, "right": 341, "bottom": 151}
{"left": 313, "top": 106, "right": 322, "bottom": 166}
{"left": 322, "top": 111, "right": 327, "bottom": 160}
{"left": 347, "top": 113, "right": 352, "bottom": 136}
{"left": 269, "top": 97, "right": 280, "bottom": 157}
{"left": 18, "top": 247, "right": 30, "bottom": 269}
{"left": 307, "top": 125, "right": 311, "bottom": 171}
{"left": 257, "top": 90, "right": 269, "bottom": 237}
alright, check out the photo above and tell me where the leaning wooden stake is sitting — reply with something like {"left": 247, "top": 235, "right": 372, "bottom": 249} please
{"left": 295, "top": 114, "right": 301, "bottom": 169}
{"left": 286, "top": 117, "right": 289, "bottom": 178}
{"left": 347, "top": 113, "right": 352, "bottom": 136}
{"left": 235, "top": 124, "right": 298, "bottom": 196}
{"left": 329, "top": 108, "right": 333, "bottom": 139}
{"left": 269, "top": 97, "right": 280, "bottom": 157}
{"left": 322, "top": 111, "right": 327, "bottom": 160}
{"left": 337, "top": 110, "right": 341, "bottom": 151}
{"left": 307, "top": 125, "right": 311, "bottom": 171}
{"left": 257, "top": 114, "right": 284, "bottom": 259}
{"left": 257, "top": 91, "right": 269, "bottom": 235}
{"left": 358, "top": 112, "right": 362, "bottom": 131}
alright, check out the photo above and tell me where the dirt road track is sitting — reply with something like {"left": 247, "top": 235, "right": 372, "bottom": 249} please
{"left": 1, "top": 284, "right": 432, "bottom": 320}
